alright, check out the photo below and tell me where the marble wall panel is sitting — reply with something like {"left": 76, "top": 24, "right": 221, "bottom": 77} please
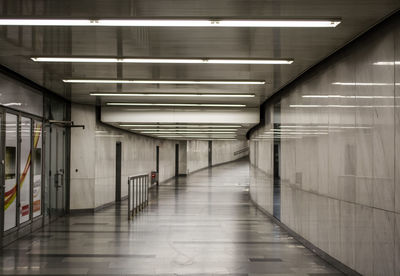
{"left": 373, "top": 208, "right": 395, "bottom": 276}
{"left": 395, "top": 213, "right": 400, "bottom": 275}
{"left": 249, "top": 15, "right": 400, "bottom": 276}
{"left": 394, "top": 17, "right": 400, "bottom": 215}
{"left": 354, "top": 204, "right": 373, "bottom": 276}
{"left": 187, "top": 140, "right": 209, "bottom": 173}
{"left": 212, "top": 140, "right": 249, "bottom": 166}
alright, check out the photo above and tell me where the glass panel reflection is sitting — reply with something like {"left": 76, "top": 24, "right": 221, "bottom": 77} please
{"left": 33, "top": 121, "right": 42, "bottom": 217}
{"left": 19, "top": 117, "right": 31, "bottom": 224}
{"left": 4, "top": 113, "right": 18, "bottom": 231}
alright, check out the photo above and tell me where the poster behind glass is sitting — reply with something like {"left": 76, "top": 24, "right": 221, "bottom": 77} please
{"left": 19, "top": 117, "right": 31, "bottom": 224}
{"left": 33, "top": 121, "right": 42, "bottom": 217}
{"left": 4, "top": 113, "right": 17, "bottom": 231}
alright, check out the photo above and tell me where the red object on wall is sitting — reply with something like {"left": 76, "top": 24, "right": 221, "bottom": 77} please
{"left": 21, "top": 204, "right": 29, "bottom": 216}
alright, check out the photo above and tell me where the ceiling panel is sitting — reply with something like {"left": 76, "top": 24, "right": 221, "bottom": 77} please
{"left": 0, "top": 0, "right": 398, "bottom": 139}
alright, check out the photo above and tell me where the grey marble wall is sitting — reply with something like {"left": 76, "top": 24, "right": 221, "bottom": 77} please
{"left": 70, "top": 104, "right": 177, "bottom": 209}
{"left": 249, "top": 109, "right": 274, "bottom": 214}
{"left": 249, "top": 16, "right": 400, "bottom": 276}
{"left": 212, "top": 140, "right": 249, "bottom": 166}
{"left": 186, "top": 140, "right": 209, "bottom": 174}
{"left": 182, "top": 140, "right": 249, "bottom": 174}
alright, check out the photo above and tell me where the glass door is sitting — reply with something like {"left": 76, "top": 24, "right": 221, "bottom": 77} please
{"left": 49, "top": 126, "right": 65, "bottom": 220}
{"left": 0, "top": 110, "right": 3, "bottom": 234}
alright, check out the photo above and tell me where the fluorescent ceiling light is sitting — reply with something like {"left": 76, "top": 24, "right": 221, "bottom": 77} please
{"left": 290, "top": 104, "right": 398, "bottom": 108}
{"left": 332, "top": 82, "right": 400, "bottom": 86}
{"left": 1, "top": 102, "right": 22, "bottom": 106}
{"left": 32, "top": 57, "right": 293, "bottom": 65}
{"left": 160, "top": 137, "right": 238, "bottom": 140}
{"left": 141, "top": 131, "right": 236, "bottom": 134}
{"left": 120, "top": 124, "right": 241, "bottom": 128}
{"left": 107, "top": 103, "right": 245, "bottom": 107}
{"left": 280, "top": 125, "right": 370, "bottom": 129}
{"left": 373, "top": 61, "right": 400, "bottom": 65}
{"left": 303, "top": 95, "right": 398, "bottom": 99}
{"left": 269, "top": 128, "right": 327, "bottom": 132}
{"left": 64, "top": 79, "right": 265, "bottom": 85}
{"left": 90, "top": 92, "right": 255, "bottom": 98}
{"left": 0, "top": 19, "right": 341, "bottom": 28}
{"left": 132, "top": 128, "right": 238, "bottom": 131}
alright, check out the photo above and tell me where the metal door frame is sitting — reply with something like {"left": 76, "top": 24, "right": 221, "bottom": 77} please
{"left": 156, "top": 146, "right": 159, "bottom": 173}
{"left": 115, "top": 141, "right": 122, "bottom": 202}
{"left": 1, "top": 108, "right": 43, "bottom": 236}
{"left": 0, "top": 109, "right": 4, "bottom": 236}
{"left": 208, "top": 141, "right": 212, "bottom": 167}
{"left": 48, "top": 125, "right": 66, "bottom": 221}
{"left": 175, "top": 144, "right": 179, "bottom": 177}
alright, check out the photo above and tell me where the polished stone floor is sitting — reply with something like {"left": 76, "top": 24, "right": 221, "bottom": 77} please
{"left": 0, "top": 159, "right": 343, "bottom": 275}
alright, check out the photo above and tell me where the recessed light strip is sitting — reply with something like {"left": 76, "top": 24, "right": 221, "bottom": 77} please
{"left": 141, "top": 131, "right": 236, "bottom": 134}
{"left": 90, "top": 92, "right": 255, "bottom": 98}
{"left": 120, "top": 124, "right": 241, "bottom": 128}
{"left": 373, "top": 61, "right": 400, "bottom": 65}
{"left": 332, "top": 82, "right": 400, "bottom": 86}
{"left": 64, "top": 79, "right": 265, "bottom": 85}
{"left": 303, "top": 95, "right": 399, "bottom": 99}
{"left": 107, "top": 103, "right": 245, "bottom": 107}
{"left": 32, "top": 57, "right": 293, "bottom": 65}
{"left": 0, "top": 19, "right": 341, "bottom": 28}
{"left": 132, "top": 128, "right": 238, "bottom": 131}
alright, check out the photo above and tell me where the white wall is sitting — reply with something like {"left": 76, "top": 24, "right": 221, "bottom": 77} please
{"left": 186, "top": 140, "right": 209, "bottom": 174}
{"left": 249, "top": 18, "right": 400, "bottom": 276}
{"left": 212, "top": 140, "right": 249, "bottom": 166}
{"left": 185, "top": 140, "right": 249, "bottom": 174}
{"left": 70, "top": 104, "right": 176, "bottom": 210}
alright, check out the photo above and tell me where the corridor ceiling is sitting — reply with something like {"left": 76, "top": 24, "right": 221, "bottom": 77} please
{"left": 0, "top": 0, "right": 398, "bottom": 139}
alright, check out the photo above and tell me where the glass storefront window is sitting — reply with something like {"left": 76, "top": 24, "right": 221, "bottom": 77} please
{"left": 4, "top": 113, "right": 18, "bottom": 231}
{"left": 33, "top": 121, "right": 42, "bottom": 217}
{"left": 19, "top": 117, "right": 31, "bottom": 224}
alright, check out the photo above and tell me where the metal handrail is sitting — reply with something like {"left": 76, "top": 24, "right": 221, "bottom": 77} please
{"left": 234, "top": 147, "right": 249, "bottom": 156}
{"left": 128, "top": 173, "right": 150, "bottom": 220}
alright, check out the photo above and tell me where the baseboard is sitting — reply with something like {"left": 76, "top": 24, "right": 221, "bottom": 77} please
{"left": 250, "top": 199, "right": 361, "bottom": 276}
{"left": 2, "top": 216, "right": 45, "bottom": 247}
{"left": 69, "top": 208, "right": 95, "bottom": 214}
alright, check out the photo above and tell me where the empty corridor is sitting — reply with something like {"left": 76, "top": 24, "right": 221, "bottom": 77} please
{"left": 0, "top": 159, "right": 342, "bottom": 275}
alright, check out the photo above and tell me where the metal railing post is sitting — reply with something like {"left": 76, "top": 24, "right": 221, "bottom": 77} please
{"left": 127, "top": 173, "right": 152, "bottom": 220}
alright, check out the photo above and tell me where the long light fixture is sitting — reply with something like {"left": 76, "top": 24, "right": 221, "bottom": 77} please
{"left": 159, "top": 136, "right": 237, "bottom": 139}
{"left": 303, "top": 95, "right": 398, "bottom": 99}
{"left": 280, "top": 125, "right": 371, "bottom": 129}
{"left": 290, "top": 104, "right": 398, "bottom": 108}
{"left": 373, "top": 61, "right": 400, "bottom": 65}
{"left": 132, "top": 128, "right": 238, "bottom": 131}
{"left": 0, "top": 18, "right": 341, "bottom": 28}
{"left": 64, "top": 79, "right": 266, "bottom": 85}
{"left": 107, "top": 102, "right": 245, "bottom": 107}
{"left": 32, "top": 57, "right": 293, "bottom": 65}
{"left": 141, "top": 131, "right": 236, "bottom": 134}
{"left": 333, "top": 82, "right": 400, "bottom": 86}
{"left": 90, "top": 92, "right": 255, "bottom": 97}
{"left": 120, "top": 124, "right": 241, "bottom": 128}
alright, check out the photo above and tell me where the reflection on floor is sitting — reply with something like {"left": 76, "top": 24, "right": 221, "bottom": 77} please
{"left": 0, "top": 159, "right": 343, "bottom": 275}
